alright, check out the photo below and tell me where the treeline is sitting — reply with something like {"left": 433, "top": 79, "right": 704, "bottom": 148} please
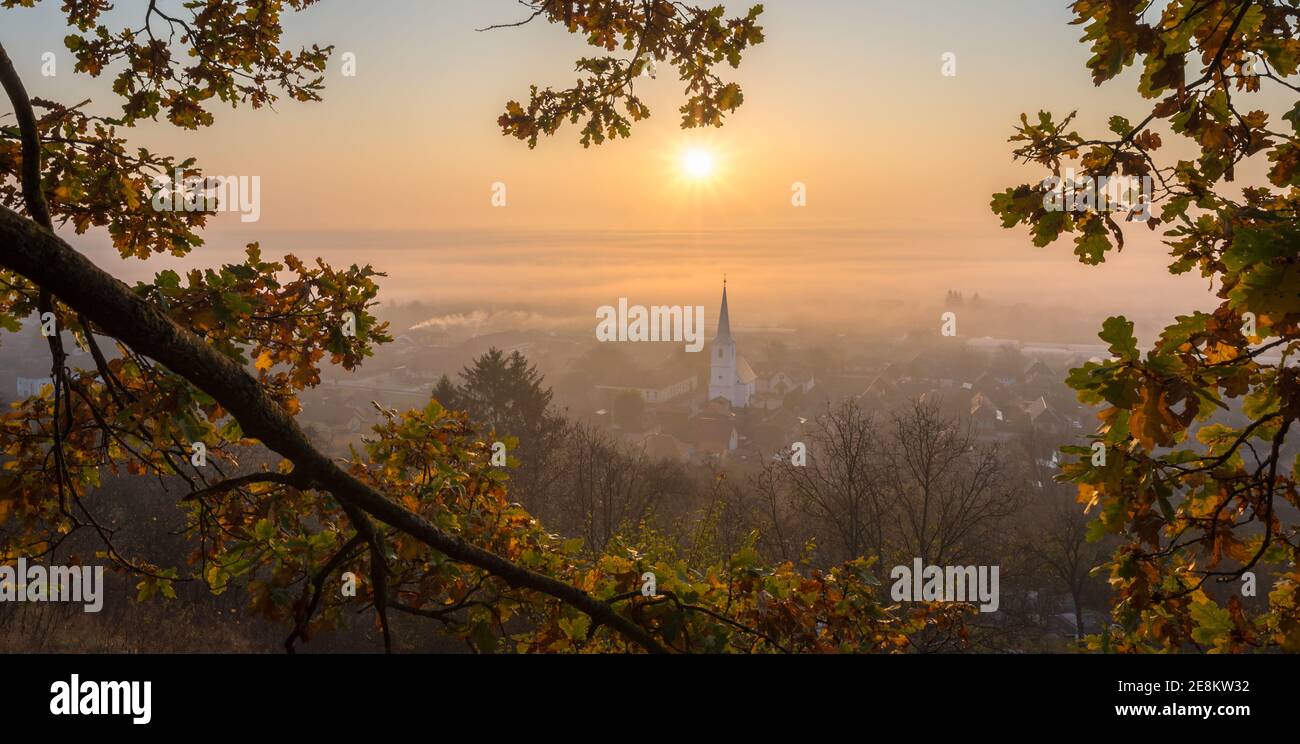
{"left": 2, "top": 348, "right": 1112, "bottom": 652}
{"left": 431, "top": 349, "right": 1115, "bottom": 651}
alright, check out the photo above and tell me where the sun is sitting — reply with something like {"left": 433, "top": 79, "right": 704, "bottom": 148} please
{"left": 682, "top": 148, "right": 716, "bottom": 179}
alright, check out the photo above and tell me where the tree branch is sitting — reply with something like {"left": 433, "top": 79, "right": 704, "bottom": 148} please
{"left": 182, "top": 471, "right": 309, "bottom": 502}
{"left": 0, "top": 203, "right": 667, "bottom": 654}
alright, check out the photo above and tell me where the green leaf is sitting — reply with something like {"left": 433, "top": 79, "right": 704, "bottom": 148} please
{"left": 1099, "top": 316, "right": 1139, "bottom": 362}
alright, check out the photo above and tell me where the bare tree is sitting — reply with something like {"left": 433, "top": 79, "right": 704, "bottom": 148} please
{"left": 778, "top": 400, "right": 888, "bottom": 565}
{"left": 1018, "top": 484, "right": 1111, "bottom": 645}
{"left": 773, "top": 398, "right": 1020, "bottom": 569}
{"left": 748, "top": 463, "right": 795, "bottom": 564}
{"left": 878, "top": 400, "right": 1021, "bottom": 567}
{"left": 543, "top": 423, "right": 693, "bottom": 553}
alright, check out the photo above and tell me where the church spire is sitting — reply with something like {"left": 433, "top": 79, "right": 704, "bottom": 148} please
{"left": 716, "top": 278, "right": 733, "bottom": 344}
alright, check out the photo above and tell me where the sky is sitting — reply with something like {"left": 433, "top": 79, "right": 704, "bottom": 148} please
{"left": 2, "top": 1, "right": 1292, "bottom": 336}
{"left": 7, "top": 0, "right": 1129, "bottom": 232}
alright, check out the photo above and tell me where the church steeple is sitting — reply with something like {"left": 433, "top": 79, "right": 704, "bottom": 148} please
{"left": 709, "top": 277, "right": 749, "bottom": 408}
{"left": 716, "top": 278, "right": 733, "bottom": 344}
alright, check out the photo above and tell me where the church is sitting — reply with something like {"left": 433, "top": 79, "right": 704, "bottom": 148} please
{"left": 708, "top": 281, "right": 756, "bottom": 407}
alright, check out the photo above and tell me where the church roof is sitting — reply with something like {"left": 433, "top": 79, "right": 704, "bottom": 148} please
{"left": 735, "top": 354, "right": 757, "bottom": 384}
{"left": 715, "top": 282, "right": 733, "bottom": 344}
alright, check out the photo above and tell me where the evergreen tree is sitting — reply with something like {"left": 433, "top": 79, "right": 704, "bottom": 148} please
{"left": 457, "top": 348, "right": 554, "bottom": 437}
{"left": 432, "top": 374, "right": 463, "bottom": 411}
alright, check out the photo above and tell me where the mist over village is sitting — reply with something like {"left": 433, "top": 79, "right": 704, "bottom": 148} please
{"left": 4, "top": 272, "right": 1285, "bottom": 654}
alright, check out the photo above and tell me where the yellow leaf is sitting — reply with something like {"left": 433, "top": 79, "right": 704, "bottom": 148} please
{"left": 255, "top": 350, "right": 274, "bottom": 373}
